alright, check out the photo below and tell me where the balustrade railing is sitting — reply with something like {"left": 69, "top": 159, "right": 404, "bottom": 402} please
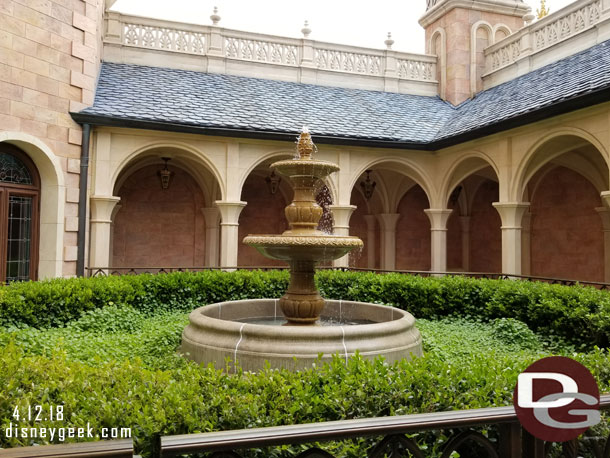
{"left": 105, "top": 13, "right": 437, "bottom": 83}
{"left": 485, "top": 0, "right": 606, "bottom": 73}
{"left": 158, "top": 395, "right": 610, "bottom": 457}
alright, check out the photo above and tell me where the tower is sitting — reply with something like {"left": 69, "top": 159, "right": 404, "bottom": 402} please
{"left": 420, "top": 0, "right": 532, "bottom": 105}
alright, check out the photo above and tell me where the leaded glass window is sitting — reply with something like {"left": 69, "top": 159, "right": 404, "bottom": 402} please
{"left": 6, "top": 196, "right": 32, "bottom": 283}
{"left": 0, "top": 152, "right": 33, "bottom": 185}
{"left": 0, "top": 144, "right": 40, "bottom": 283}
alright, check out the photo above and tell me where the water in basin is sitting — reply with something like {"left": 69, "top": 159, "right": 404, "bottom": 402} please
{"left": 235, "top": 316, "right": 375, "bottom": 326}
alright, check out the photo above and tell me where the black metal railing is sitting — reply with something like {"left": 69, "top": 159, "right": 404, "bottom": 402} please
{"left": 0, "top": 439, "right": 135, "bottom": 457}
{"left": 158, "top": 395, "right": 610, "bottom": 457}
{"left": 86, "top": 266, "right": 610, "bottom": 290}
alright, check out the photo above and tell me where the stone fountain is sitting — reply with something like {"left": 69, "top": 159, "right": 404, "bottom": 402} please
{"left": 182, "top": 128, "right": 422, "bottom": 371}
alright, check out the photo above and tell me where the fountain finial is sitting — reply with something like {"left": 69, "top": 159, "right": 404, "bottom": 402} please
{"left": 297, "top": 127, "right": 315, "bottom": 159}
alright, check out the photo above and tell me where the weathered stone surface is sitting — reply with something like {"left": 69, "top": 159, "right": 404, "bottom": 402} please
{"left": 182, "top": 299, "right": 423, "bottom": 372}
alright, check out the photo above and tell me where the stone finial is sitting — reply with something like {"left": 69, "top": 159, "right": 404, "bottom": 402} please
{"left": 297, "top": 127, "right": 314, "bottom": 159}
{"left": 384, "top": 32, "right": 394, "bottom": 50}
{"left": 210, "top": 6, "right": 221, "bottom": 25}
{"left": 523, "top": 12, "right": 536, "bottom": 25}
{"left": 301, "top": 20, "right": 311, "bottom": 38}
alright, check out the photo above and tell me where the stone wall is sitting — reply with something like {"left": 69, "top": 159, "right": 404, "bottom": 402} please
{"left": 0, "top": 0, "right": 103, "bottom": 276}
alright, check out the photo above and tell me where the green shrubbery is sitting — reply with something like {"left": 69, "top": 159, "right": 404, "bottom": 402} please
{"left": 2, "top": 340, "right": 608, "bottom": 456}
{"left": 1, "top": 270, "right": 610, "bottom": 456}
{"left": 1, "top": 270, "right": 609, "bottom": 348}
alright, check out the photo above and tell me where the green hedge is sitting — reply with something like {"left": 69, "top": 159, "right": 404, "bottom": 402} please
{"left": 1, "top": 344, "right": 609, "bottom": 457}
{"left": 1, "top": 270, "right": 609, "bottom": 348}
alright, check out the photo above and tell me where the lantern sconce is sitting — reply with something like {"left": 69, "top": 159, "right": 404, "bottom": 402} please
{"left": 266, "top": 169, "right": 281, "bottom": 195}
{"left": 158, "top": 157, "right": 174, "bottom": 190}
{"left": 360, "top": 170, "right": 376, "bottom": 200}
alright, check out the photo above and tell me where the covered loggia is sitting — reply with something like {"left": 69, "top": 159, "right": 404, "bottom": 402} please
{"left": 516, "top": 133, "right": 610, "bottom": 282}
{"left": 111, "top": 147, "right": 221, "bottom": 268}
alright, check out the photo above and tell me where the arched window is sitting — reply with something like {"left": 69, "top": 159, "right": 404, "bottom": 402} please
{"left": 0, "top": 143, "right": 40, "bottom": 283}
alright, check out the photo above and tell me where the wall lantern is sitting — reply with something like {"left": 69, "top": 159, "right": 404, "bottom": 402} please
{"left": 360, "top": 170, "right": 376, "bottom": 200}
{"left": 266, "top": 170, "right": 281, "bottom": 195}
{"left": 158, "top": 157, "right": 174, "bottom": 190}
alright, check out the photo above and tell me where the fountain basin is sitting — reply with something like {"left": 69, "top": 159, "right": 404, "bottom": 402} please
{"left": 243, "top": 234, "right": 363, "bottom": 261}
{"left": 181, "top": 299, "right": 423, "bottom": 371}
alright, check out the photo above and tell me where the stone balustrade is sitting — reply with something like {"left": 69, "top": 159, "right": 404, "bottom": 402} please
{"left": 485, "top": 0, "right": 608, "bottom": 75}
{"left": 103, "top": 12, "right": 438, "bottom": 94}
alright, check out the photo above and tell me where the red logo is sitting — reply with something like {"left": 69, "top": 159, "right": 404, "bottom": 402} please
{"left": 513, "top": 356, "right": 600, "bottom": 442}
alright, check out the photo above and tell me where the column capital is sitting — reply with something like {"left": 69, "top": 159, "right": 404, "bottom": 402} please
{"left": 329, "top": 204, "right": 356, "bottom": 229}
{"left": 90, "top": 195, "right": 121, "bottom": 223}
{"left": 601, "top": 191, "right": 610, "bottom": 208}
{"left": 215, "top": 201, "right": 247, "bottom": 226}
{"left": 596, "top": 207, "right": 610, "bottom": 231}
{"left": 424, "top": 208, "right": 453, "bottom": 230}
{"left": 376, "top": 213, "right": 401, "bottom": 231}
{"left": 492, "top": 202, "right": 530, "bottom": 228}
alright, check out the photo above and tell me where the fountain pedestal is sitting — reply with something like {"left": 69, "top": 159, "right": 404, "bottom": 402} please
{"left": 280, "top": 260, "right": 324, "bottom": 324}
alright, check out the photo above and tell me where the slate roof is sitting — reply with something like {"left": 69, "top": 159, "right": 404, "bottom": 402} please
{"left": 78, "top": 38, "right": 610, "bottom": 147}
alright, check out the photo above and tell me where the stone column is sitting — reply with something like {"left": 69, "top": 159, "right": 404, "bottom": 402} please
{"left": 89, "top": 196, "right": 121, "bottom": 272}
{"left": 363, "top": 214, "right": 377, "bottom": 269}
{"left": 376, "top": 213, "right": 400, "bottom": 271}
{"left": 215, "top": 201, "right": 247, "bottom": 269}
{"left": 330, "top": 205, "right": 356, "bottom": 267}
{"left": 424, "top": 209, "right": 453, "bottom": 274}
{"left": 596, "top": 206, "right": 610, "bottom": 282}
{"left": 459, "top": 216, "right": 471, "bottom": 272}
{"left": 521, "top": 211, "right": 532, "bottom": 276}
{"left": 492, "top": 202, "right": 530, "bottom": 276}
{"left": 202, "top": 207, "right": 221, "bottom": 267}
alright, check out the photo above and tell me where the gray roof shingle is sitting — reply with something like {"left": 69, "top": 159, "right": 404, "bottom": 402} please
{"left": 79, "top": 39, "right": 610, "bottom": 146}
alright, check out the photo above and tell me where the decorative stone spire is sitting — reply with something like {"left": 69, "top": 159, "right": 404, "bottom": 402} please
{"left": 384, "top": 32, "right": 394, "bottom": 50}
{"left": 301, "top": 21, "right": 311, "bottom": 38}
{"left": 210, "top": 6, "right": 221, "bottom": 25}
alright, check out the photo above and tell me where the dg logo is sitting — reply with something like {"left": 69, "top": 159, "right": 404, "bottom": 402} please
{"left": 513, "top": 356, "right": 601, "bottom": 442}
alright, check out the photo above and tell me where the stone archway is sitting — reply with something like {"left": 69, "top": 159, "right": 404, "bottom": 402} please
{"left": 0, "top": 132, "right": 65, "bottom": 278}
{"left": 108, "top": 147, "right": 222, "bottom": 269}
{"left": 112, "top": 163, "right": 207, "bottom": 268}
{"left": 516, "top": 133, "right": 609, "bottom": 281}
{"left": 441, "top": 155, "right": 501, "bottom": 273}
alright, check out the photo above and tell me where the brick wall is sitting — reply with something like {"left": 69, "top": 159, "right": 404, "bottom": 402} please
{"left": 238, "top": 173, "right": 288, "bottom": 267}
{"left": 112, "top": 165, "right": 206, "bottom": 267}
{"left": 0, "top": 0, "right": 103, "bottom": 276}
{"left": 530, "top": 166, "right": 604, "bottom": 282}
{"left": 469, "top": 180, "right": 501, "bottom": 272}
{"left": 395, "top": 185, "right": 431, "bottom": 271}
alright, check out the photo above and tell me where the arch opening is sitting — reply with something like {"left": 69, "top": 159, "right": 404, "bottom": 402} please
{"left": 111, "top": 147, "right": 221, "bottom": 268}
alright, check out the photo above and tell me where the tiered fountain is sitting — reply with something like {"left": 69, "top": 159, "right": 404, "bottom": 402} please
{"left": 182, "top": 129, "right": 422, "bottom": 371}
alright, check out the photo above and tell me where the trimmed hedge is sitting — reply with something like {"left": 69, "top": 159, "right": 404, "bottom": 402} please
{"left": 1, "top": 270, "right": 609, "bottom": 347}
{"left": 1, "top": 344, "right": 609, "bottom": 457}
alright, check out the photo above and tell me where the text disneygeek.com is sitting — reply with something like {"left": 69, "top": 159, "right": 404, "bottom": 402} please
{"left": 3, "top": 405, "right": 131, "bottom": 441}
